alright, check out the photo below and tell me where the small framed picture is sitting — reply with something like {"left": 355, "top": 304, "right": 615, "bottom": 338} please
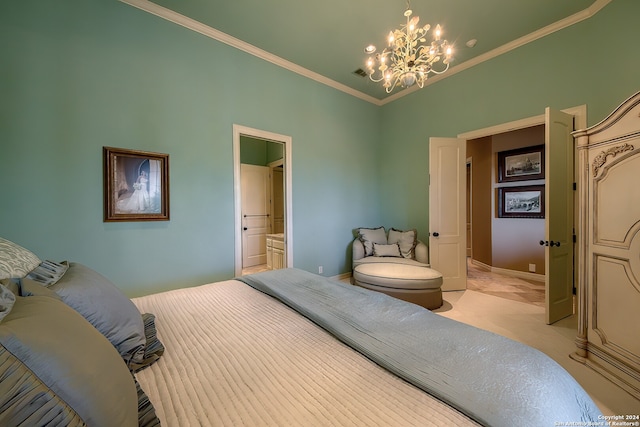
{"left": 497, "top": 145, "right": 545, "bottom": 182}
{"left": 103, "top": 147, "right": 170, "bottom": 222}
{"left": 498, "top": 185, "right": 545, "bottom": 219}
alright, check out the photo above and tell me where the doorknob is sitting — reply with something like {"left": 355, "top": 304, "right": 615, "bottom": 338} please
{"left": 243, "top": 227, "right": 248, "bottom": 231}
{"left": 539, "top": 240, "right": 548, "bottom": 246}
{"left": 549, "top": 241, "right": 560, "bottom": 247}
{"left": 432, "top": 232, "right": 440, "bottom": 237}
{"left": 540, "top": 240, "right": 560, "bottom": 247}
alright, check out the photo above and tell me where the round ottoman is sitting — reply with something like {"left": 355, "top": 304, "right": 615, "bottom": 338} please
{"left": 353, "top": 263, "right": 443, "bottom": 310}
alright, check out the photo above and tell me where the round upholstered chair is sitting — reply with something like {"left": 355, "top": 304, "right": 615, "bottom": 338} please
{"left": 353, "top": 263, "right": 443, "bottom": 310}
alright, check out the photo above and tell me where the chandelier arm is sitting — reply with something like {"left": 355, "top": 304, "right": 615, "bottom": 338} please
{"left": 369, "top": 73, "right": 386, "bottom": 83}
{"left": 427, "top": 64, "right": 450, "bottom": 75}
{"left": 386, "top": 77, "right": 399, "bottom": 93}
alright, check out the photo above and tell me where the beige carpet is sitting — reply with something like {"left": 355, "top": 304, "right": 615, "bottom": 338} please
{"left": 433, "top": 289, "right": 639, "bottom": 415}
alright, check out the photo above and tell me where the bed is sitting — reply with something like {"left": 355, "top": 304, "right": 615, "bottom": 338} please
{"left": 132, "top": 268, "right": 603, "bottom": 427}
{"left": 0, "top": 236, "right": 603, "bottom": 427}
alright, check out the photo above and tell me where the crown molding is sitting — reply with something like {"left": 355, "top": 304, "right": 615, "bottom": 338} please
{"left": 119, "top": 0, "right": 384, "bottom": 106}
{"left": 120, "top": 0, "right": 612, "bottom": 107}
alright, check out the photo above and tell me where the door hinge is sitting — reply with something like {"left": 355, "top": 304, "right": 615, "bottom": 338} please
{"left": 573, "top": 234, "right": 577, "bottom": 243}
{"left": 573, "top": 182, "right": 577, "bottom": 191}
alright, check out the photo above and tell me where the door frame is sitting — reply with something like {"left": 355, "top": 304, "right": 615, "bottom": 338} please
{"left": 466, "top": 158, "right": 473, "bottom": 259}
{"left": 458, "top": 106, "right": 586, "bottom": 141}
{"left": 233, "top": 124, "right": 293, "bottom": 276}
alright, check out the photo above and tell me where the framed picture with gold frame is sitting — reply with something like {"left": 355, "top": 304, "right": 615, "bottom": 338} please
{"left": 103, "top": 147, "right": 170, "bottom": 222}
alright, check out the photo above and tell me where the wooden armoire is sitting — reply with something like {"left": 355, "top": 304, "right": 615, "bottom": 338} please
{"left": 571, "top": 91, "right": 640, "bottom": 400}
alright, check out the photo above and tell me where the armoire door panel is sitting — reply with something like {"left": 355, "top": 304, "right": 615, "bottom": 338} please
{"left": 594, "top": 255, "right": 640, "bottom": 360}
{"left": 594, "top": 148, "right": 640, "bottom": 245}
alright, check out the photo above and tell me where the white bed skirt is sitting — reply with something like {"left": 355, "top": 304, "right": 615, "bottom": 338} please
{"left": 133, "top": 279, "right": 479, "bottom": 426}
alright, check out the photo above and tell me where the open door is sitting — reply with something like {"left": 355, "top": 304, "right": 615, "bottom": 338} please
{"left": 544, "top": 108, "right": 575, "bottom": 324}
{"left": 429, "top": 137, "right": 467, "bottom": 291}
{"left": 240, "top": 164, "right": 271, "bottom": 268}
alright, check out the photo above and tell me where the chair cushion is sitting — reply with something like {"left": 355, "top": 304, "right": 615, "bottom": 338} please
{"left": 354, "top": 263, "right": 442, "bottom": 290}
{"left": 353, "top": 256, "right": 429, "bottom": 268}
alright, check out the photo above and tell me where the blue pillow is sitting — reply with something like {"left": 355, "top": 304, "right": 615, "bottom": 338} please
{"left": 49, "top": 262, "right": 146, "bottom": 368}
{"left": 0, "top": 292, "right": 137, "bottom": 426}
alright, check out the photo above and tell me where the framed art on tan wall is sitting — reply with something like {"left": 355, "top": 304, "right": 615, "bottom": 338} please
{"left": 497, "top": 185, "right": 545, "bottom": 219}
{"left": 103, "top": 147, "right": 170, "bottom": 222}
{"left": 497, "top": 144, "right": 545, "bottom": 182}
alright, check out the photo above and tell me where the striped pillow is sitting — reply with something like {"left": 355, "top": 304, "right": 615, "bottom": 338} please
{"left": 131, "top": 313, "right": 165, "bottom": 373}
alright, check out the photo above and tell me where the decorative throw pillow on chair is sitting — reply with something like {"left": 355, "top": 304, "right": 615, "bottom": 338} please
{"left": 357, "top": 226, "right": 387, "bottom": 257}
{"left": 387, "top": 228, "right": 418, "bottom": 259}
{"left": 373, "top": 243, "right": 402, "bottom": 257}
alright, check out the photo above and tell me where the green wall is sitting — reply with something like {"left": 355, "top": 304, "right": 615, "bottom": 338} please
{"left": 378, "top": 0, "right": 640, "bottom": 240}
{"left": 1, "top": 0, "right": 638, "bottom": 297}
{"left": 239, "top": 136, "right": 284, "bottom": 165}
{"left": 0, "top": 0, "right": 382, "bottom": 296}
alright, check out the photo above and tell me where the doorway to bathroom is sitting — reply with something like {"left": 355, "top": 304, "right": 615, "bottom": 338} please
{"left": 233, "top": 125, "right": 293, "bottom": 277}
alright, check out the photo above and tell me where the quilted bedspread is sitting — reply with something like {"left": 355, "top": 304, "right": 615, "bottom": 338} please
{"left": 133, "top": 277, "right": 480, "bottom": 426}
{"left": 240, "top": 268, "right": 603, "bottom": 427}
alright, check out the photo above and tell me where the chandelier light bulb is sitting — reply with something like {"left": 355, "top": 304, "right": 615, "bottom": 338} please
{"left": 409, "top": 16, "right": 418, "bottom": 32}
{"left": 364, "top": 2, "right": 453, "bottom": 93}
{"left": 434, "top": 24, "right": 442, "bottom": 40}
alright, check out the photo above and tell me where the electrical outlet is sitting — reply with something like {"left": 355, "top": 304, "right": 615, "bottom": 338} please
{"left": 528, "top": 263, "right": 536, "bottom": 273}
{"left": 318, "top": 266, "right": 323, "bottom": 274}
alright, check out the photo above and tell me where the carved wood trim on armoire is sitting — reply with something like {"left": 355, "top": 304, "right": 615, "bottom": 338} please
{"left": 571, "top": 91, "right": 640, "bottom": 400}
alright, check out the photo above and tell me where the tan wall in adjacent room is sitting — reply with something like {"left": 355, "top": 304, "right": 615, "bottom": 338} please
{"left": 467, "top": 126, "right": 546, "bottom": 276}
{"left": 491, "top": 126, "right": 546, "bottom": 275}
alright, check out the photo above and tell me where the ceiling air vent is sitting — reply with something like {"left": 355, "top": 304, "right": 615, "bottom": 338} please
{"left": 352, "top": 68, "right": 367, "bottom": 78}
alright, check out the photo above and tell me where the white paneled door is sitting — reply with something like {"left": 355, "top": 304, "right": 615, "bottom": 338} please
{"left": 544, "top": 108, "right": 575, "bottom": 324}
{"left": 429, "top": 137, "right": 467, "bottom": 291}
{"left": 241, "top": 164, "right": 271, "bottom": 268}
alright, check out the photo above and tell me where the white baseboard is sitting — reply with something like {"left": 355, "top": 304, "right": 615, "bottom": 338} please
{"left": 470, "top": 259, "right": 545, "bottom": 283}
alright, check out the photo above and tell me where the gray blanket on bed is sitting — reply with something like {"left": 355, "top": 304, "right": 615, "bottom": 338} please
{"left": 239, "top": 268, "right": 602, "bottom": 427}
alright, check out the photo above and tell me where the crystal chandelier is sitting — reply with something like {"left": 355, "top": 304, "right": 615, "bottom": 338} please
{"left": 365, "top": 1, "right": 453, "bottom": 93}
